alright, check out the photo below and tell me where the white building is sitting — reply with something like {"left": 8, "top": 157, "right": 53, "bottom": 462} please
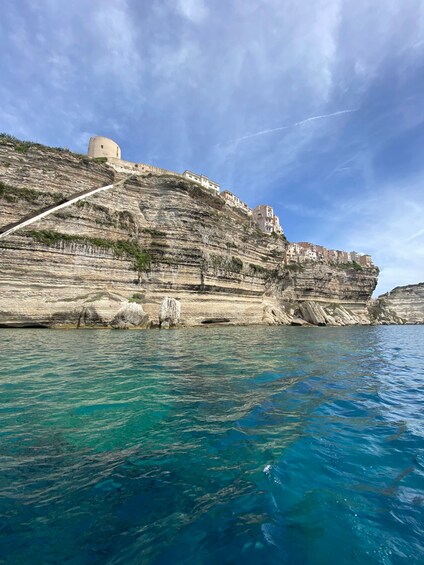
{"left": 252, "top": 205, "right": 283, "bottom": 235}
{"left": 220, "top": 190, "right": 252, "bottom": 215}
{"left": 183, "top": 170, "right": 220, "bottom": 193}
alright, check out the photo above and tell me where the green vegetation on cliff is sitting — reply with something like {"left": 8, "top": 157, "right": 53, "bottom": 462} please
{"left": 22, "top": 229, "right": 151, "bottom": 273}
{"left": 0, "top": 133, "right": 72, "bottom": 155}
{"left": 209, "top": 254, "right": 244, "bottom": 274}
{"left": 0, "top": 181, "right": 64, "bottom": 204}
{"left": 283, "top": 263, "right": 305, "bottom": 273}
{"left": 333, "top": 261, "right": 363, "bottom": 272}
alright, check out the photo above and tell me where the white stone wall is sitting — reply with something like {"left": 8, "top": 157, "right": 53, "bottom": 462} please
{"left": 183, "top": 170, "right": 220, "bottom": 193}
{"left": 107, "top": 157, "right": 178, "bottom": 177}
{"left": 88, "top": 136, "right": 121, "bottom": 159}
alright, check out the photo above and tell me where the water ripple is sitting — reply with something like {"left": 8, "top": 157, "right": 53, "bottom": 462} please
{"left": 0, "top": 326, "right": 423, "bottom": 564}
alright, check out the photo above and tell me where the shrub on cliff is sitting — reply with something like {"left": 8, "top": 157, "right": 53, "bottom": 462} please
{"left": 335, "top": 262, "right": 363, "bottom": 271}
{"left": 22, "top": 230, "right": 151, "bottom": 274}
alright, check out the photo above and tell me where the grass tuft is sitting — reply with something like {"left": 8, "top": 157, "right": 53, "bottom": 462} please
{"left": 23, "top": 230, "right": 151, "bottom": 273}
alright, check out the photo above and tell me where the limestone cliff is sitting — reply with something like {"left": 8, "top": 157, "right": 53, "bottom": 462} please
{"left": 371, "top": 283, "right": 424, "bottom": 324}
{"left": 0, "top": 136, "right": 379, "bottom": 328}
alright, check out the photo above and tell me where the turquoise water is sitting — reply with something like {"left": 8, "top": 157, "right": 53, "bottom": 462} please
{"left": 0, "top": 326, "right": 423, "bottom": 564}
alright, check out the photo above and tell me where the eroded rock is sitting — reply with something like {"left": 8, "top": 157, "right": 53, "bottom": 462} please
{"left": 111, "top": 302, "right": 150, "bottom": 329}
{"left": 262, "top": 303, "right": 293, "bottom": 325}
{"left": 300, "top": 301, "right": 328, "bottom": 326}
{"left": 371, "top": 283, "right": 424, "bottom": 324}
{"left": 159, "top": 297, "right": 181, "bottom": 328}
{"left": 78, "top": 293, "right": 125, "bottom": 328}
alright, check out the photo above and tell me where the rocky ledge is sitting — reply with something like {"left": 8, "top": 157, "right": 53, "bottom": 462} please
{"left": 371, "top": 283, "right": 424, "bottom": 324}
{"left": 0, "top": 136, "right": 380, "bottom": 328}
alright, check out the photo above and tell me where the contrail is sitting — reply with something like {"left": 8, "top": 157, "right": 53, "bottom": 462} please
{"left": 405, "top": 227, "right": 424, "bottom": 242}
{"left": 229, "top": 108, "right": 358, "bottom": 144}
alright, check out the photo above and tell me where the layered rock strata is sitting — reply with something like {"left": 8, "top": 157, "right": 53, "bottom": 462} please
{"left": 0, "top": 137, "right": 379, "bottom": 328}
{"left": 371, "top": 283, "right": 424, "bottom": 324}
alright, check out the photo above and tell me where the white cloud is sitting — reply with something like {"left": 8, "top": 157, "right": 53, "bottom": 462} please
{"left": 1, "top": 0, "right": 423, "bottom": 297}
{"left": 91, "top": 0, "right": 143, "bottom": 91}
{"left": 341, "top": 189, "right": 424, "bottom": 295}
{"left": 175, "top": 0, "right": 209, "bottom": 23}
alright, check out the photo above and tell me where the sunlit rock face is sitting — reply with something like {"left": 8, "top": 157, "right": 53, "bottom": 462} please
{"left": 0, "top": 138, "right": 379, "bottom": 328}
{"left": 159, "top": 297, "right": 181, "bottom": 328}
{"left": 371, "top": 284, "right": 424, "bottom": 325}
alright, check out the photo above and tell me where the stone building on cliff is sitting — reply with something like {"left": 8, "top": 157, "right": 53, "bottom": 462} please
{"left": 182, "top": 170, "right": 220, "bottom": 193}
{"left": 87, "top": 136, "right": 287, "bottom": 235}
{"left": 88, "top": 136, "right": 121, "bottom": 159}
{"left": 220, "top": 190, "right": 252, "bottom": 216}
{"left": 285, "top": 241, "right": 374, "bottom": 267}
{"left": 88, "top": 136, "right": 177, "bottom": 176}
{"left": 252, "top": 205, "right": 283, "bottom": 235}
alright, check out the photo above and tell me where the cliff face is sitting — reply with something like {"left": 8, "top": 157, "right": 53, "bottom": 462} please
{"left": 371, "top": 284, "right": 424, "bottom": 324}
{"left": 0, "top": 138, "right": 378, "bottom": 328}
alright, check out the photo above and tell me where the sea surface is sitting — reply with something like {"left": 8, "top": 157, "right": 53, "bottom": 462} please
{"left": 0, "top": 326, "right": 423, "bottom": 564}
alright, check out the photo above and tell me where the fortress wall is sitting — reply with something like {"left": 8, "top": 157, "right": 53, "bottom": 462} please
{"left": 106, "top": 157, "right": 181, "bottom": 178}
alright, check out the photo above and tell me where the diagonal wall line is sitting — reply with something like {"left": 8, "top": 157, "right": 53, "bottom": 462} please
{"left": 0, "top": 175, "right": 133, "bottom": 240}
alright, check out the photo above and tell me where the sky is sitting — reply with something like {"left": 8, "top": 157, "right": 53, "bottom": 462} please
{"left": 1, "top": 0, "right": 423, "bottom": 295}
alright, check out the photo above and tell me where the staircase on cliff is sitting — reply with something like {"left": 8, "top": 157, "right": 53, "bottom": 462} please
{"left": 0, "top": 175, "right": 132, "bottom": 240}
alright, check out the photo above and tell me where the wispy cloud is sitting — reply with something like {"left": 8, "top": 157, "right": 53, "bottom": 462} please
{"left": 175, "top": 0, "right": 208, "bottom": 23}
{"left": 0, "top": 0, "right": 423, "bottom": 294}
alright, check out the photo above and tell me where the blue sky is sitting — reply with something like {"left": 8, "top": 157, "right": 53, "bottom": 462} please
{"left": 1, "top": 0, "right": 423, "bottom": 295}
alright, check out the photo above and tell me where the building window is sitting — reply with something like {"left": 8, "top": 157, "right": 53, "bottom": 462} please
{"left": 101, "top": 145, "right": 104, "bottom": 149}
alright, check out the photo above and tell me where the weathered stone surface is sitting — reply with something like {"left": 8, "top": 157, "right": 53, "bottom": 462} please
{"left": 77, "top": 293, "right": 127, "bottom": 328}
{"left": 111, "top": 302, "right": 149, "bottom": 329}
{"left": 0, "top": 139, "right": 380, "bottom": 328}
{"left": 300, "top": 301, "right": 328, "bottom": 325}
{"left": 159, "top": 297, "right": 181, "bottom": 328}
{"left": 371, "top": 283, "right": 424, "bottom": 324}
{"left": 262, "top": 303, "right": 292, "bottom": 325}
{"left": 291, "top": 318, "right": 311, "bottom": 326}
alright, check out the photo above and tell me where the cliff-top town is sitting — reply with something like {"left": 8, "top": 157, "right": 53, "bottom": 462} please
{"left": 88, "top": 135, "right": 374, "bottom": 269}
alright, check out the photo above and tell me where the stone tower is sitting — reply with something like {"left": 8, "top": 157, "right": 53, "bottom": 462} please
{"left": 88, "top": 136, "right": 121, "bottom": 159}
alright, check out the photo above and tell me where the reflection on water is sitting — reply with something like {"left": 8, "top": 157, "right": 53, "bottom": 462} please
{"left": 0, "top": 326, "right": 423, "bottom": 564}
